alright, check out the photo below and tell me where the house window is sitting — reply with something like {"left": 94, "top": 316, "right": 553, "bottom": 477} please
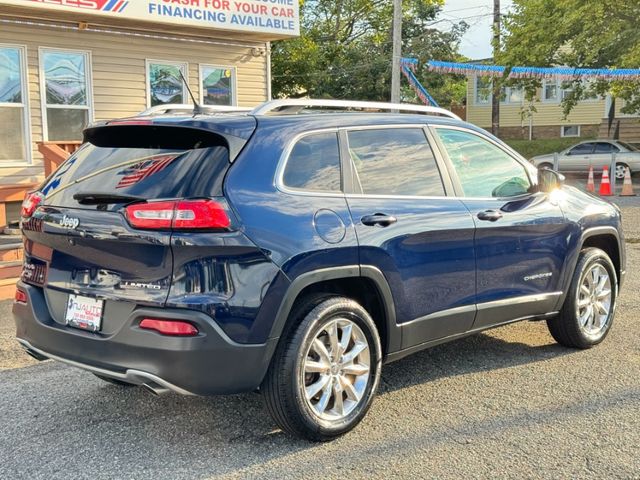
{"left": 0, "top": 45, "right": 30, "bottom": 164}
{"left": 561, "top": 84, "right": 575, "bottom": 101}
{"left": 147, "top": 60, "right": 187, "bottom": 107}
{"left": 474, "top": 76, "right": 492, "bottom": 105}
{"left": 40, "top": 49, "right": 92, "bottom": 142}
{"left": 561, "top": 125, "right": 581, "bottom": 137}
{"left": 200, "top": 65, "right": 236, "bottom": 106}
{"left": 543, "top": 79, "right": 598, "bottom": 103}
{"left": 501, "top": 86, "right": 523, "bottom": 104}
{"left": 542, "top": 80, "right": 559, "bottom": 102}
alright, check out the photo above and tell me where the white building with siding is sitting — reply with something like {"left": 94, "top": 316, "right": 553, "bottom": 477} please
{"left": 0, "top": 0, "right": 299, "bottom": 191}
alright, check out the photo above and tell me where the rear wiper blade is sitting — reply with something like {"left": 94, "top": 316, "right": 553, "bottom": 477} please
{"left": 73, "top": 192, "right": 145, "bottom": 205}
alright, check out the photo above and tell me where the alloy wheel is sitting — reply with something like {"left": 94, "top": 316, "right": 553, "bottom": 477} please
{"left": 576, "top": 263, "right": 612, "bottom": 336}
{"left": 301, "top": 318, "right": 371, "bottom": 421}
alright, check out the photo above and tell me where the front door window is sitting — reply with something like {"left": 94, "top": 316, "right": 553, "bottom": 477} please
{"left": 433, "top": 128, "right": 531, "bottom": 198}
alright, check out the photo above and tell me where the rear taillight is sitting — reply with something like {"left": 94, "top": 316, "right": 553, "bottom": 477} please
{"left": 14, "top": 288, "right": 27, "bottom": 304}
{"left": 173, "top": 200, "right": 230, "bottom": 229}
{"left": 124, "top": 199, "right": 230, "bottom": 230}
{"left": 139, "top": 318, "right": 198, "bottom": 336}
{"left": 125, "top": 201, "right": 175, "bottom": 229}
{"left": 21, "top": 191, "right": 44, "bottom": 218}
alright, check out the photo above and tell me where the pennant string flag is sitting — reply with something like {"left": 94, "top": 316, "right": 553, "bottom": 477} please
{"left": 427, "top": 60, "right": 640, "bottom": 81}
{"left": 401, "top": 58, "right": 439, "bottom": 107}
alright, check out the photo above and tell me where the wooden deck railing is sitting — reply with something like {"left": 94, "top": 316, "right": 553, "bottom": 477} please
{"left": 37, "top": 141, "right": 83, "bottom": 176}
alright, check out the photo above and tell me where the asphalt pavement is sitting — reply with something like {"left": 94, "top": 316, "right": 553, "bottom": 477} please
{"left": 1, "top": 202, "right": 639, "bottom": 479}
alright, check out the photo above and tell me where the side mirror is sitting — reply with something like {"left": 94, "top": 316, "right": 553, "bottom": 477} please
{"left": 538, "top": 168, "right": 565, "bottom": 193}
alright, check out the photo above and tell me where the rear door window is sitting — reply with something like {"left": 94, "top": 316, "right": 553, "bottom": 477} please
{"left": 594, "top": 142, "right": 620, "bottom": 154}
{"left": 346, "top": 128, "right": 445, "bottom": 196}
{"left": 282, "top": 132, "right": 341, "bottom": 192}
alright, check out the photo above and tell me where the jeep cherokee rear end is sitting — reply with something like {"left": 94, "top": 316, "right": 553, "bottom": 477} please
{"left": 14, "top": 116, "right": 285, "bottom": 395}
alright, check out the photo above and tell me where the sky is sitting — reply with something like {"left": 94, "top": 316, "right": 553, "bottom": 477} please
{"left": 435, "top": 0, "right": 514, "bottom": 60}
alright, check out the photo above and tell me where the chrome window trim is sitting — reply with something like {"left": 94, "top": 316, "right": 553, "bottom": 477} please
{"left": 475, "top": 291, "right": 562, "bottom": 310}
{"left": 344, "top": 193, "right": 463, "bottom": 201}
{"left": 275, "top": 123, "right": 440, "bottom": 198}
{"left": 274, "top": 122, "right": 539, "bottom": 202}
{"left": 399, "top": 291, "right": 562, "bottom": 327}
{"left": 340, "top": 123, "right": 429, "bottom": 132}
{"left": 274, "top": 127, "right": 346, "bottom": 198}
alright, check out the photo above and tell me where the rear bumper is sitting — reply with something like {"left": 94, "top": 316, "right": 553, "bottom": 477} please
{"left": 13, "top": 282, "right": 278, "bottom": 395}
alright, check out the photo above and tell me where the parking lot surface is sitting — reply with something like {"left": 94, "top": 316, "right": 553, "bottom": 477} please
{"left": 1, "top": 199, "right": 639, "bottom": 480}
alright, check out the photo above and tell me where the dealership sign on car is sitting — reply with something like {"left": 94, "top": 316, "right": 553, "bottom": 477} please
{"left": 2, "top": 0, "right": 300, "bottom": 37}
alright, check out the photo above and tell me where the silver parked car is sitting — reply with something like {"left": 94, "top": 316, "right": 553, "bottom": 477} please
{"left": 531, "top": 140, "right": 640, "bottom": 179}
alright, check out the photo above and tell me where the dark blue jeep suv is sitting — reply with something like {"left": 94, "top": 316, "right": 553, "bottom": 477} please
{"left": 13, "top": 99, "right": 625, "bottom": 441}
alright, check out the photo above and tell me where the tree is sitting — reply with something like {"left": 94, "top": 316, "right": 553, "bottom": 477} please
{"left": 271, "top": 0, "right": 469, "bottom": 106}
{"left": 500, "top": 0, "right": 640, "bottom": 115}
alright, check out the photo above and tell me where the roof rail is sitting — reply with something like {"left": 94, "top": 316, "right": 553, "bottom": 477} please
{"left": 250, "top": 99, "right": 461, "bottom": 120}
{"left": 138, "top": 104, "right": 252, "bottom": 116}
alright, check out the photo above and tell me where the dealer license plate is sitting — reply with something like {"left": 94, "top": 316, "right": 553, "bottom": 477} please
{"left": 65, "top": 294, "right": 103, "bottom": 332}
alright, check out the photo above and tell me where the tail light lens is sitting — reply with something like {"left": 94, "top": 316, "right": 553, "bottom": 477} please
{"left": 15, "top": 288, "right": 27, "bottom": 304}
{"left": 124, "top": 199, "right": 230, "bottom": 230}
{"left": 125, "top": 201, "right": 175, "bottom": 229}
{"left": 173, "top": 200, "right": 230, "bottom": 229}
{"left": 21, "top": 191, "right": 44, "bottom": 218}
{"left": 139, "top": 318, "right": 198, "bottom": 336}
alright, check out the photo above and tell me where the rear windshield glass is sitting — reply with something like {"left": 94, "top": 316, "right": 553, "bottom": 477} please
{"left": 41, "top": 144, "right": 229, "bottom": 207}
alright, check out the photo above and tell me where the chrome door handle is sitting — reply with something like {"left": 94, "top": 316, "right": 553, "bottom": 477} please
{"left": 361, "top": 213, "right": 398, "bottom": 227}
{"left": 477, "top": 210, "right": 503, "bottom": 222}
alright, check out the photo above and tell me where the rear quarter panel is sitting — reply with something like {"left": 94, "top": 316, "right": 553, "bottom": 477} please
{"left": 223, "top": 120, "right": 359, "bottom": 342}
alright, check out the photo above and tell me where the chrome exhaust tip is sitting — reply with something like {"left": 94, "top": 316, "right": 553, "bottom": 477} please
{"left": 142, "top": 382, "right": 170, "bottom": 396}
{"left": 23, "top": 347, "right": 48, "bottom": 362}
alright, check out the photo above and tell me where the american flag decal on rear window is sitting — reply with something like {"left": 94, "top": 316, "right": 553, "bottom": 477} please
{"left": 116, "top": 154, "right": 181, "bottom": 189}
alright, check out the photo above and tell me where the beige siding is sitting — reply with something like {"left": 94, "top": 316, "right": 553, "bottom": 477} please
{"left": 0, "top": 21, "right": 267, "bottom": 185}
{"left": 466, "top": 78, "right": 606, "bottom": 129}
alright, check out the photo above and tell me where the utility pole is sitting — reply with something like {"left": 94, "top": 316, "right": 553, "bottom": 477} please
{"left": 491, "top": 0, "right": 500, "bottom": 136}
{"left": 390, "top": 0, "right": 402, "bottom": 103}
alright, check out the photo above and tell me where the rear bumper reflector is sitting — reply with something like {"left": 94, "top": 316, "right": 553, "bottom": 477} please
{"left": 139, "top": 318, "right": 199, "bottom": 336}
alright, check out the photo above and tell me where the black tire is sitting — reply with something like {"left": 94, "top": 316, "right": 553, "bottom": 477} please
{"left": 547, "top": 247, "right": 617, "bottom": 348}
{"left": 262, "top": 295, "right": 382, "bottom": 441}
{"left": 93, "top": 373, "right": 136, "bottom": 387}
{"left": 539, "top": 162, "right": 554, "bottom": 170}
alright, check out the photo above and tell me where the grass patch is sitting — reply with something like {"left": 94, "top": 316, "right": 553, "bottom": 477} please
{"left": 505, "top": 137, "right": 594, "bottom": 160}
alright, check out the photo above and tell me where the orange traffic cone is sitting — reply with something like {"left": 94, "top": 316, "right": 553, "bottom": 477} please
{"left": 586, "top": 165, "right": 595, "bottom": 192}
{"left": 599, "top": 166, "right": 612, "bottom": 196}
{"left": 620, "top": 167, "right": 636, "bottom": 196}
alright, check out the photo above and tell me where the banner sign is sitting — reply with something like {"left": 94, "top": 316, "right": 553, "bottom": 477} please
{"left": 428, "top": 60, "right": 640, "bottom": 80}
{"left": 1, "top": 0, "right": 300, "bottom": 37}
